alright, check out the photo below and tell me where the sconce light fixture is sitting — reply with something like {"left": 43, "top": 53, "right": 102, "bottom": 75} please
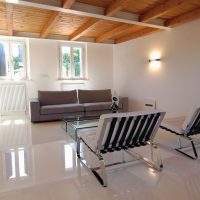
{"left": 149, "top": 51, "right": 161, "bottom": 71}
{"left": 149, "top": 58, "right": 160, "bottom": 63}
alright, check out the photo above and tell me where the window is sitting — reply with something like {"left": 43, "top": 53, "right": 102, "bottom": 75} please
{"left": 0, "top": 40, "right": 26, "bottom": 80}
{"left": 60, "top": 44, "right": 85, "bottom": 79}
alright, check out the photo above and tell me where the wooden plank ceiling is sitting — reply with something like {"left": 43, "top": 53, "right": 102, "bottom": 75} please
{"left": 0, "top": 0, "right": 200, "bottom": 44}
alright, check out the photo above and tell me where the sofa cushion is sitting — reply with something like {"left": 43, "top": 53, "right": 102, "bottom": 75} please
{"left": 78, "top": 89, "right": 112, "bottom": 104}
{"left": 41, "top": 104, "right": 84, "bottom": 115}
{"left": 83, "top": 102, "right": 112, "bottom": 112}
{"left": 83, "top": 102, "right": 123, "bottom": 112}
{"left": 38, "top": 90, "right": 77, "bottom": 106}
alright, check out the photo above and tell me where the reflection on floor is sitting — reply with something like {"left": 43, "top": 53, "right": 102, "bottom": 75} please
{"left": 0, "top": 116, "right": 200, "bottom": 200}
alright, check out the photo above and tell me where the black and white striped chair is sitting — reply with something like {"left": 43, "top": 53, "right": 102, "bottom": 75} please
{"left": 160, "top": 105, "right": 200, "bottom": 160}
{"left": 77, "top": 110, "right": 166, "bottom": 187}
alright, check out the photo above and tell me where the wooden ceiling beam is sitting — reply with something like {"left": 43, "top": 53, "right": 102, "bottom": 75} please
{"left": 139, "top": 0, "right": 190, "bottom": 22}
{"left": 2, "top": 0, "right": 169, "bottom": 30}
{"left": 69, "top": 18, "right": 100, "bottom": 41}
{"left": 115, "top": 27, "right": 160, "bottom": 44}
{"left": 105, "top": 0, "right": 129, "bottom": 17}
{"left": 6, "top": 3, "right": 13, "bottom": 36}
{"left": 165, "top": 6, "right": 200, "bottom": 27}
{"left": 40, "top": 11, "right": 61, "bottom": 38}
{"left": 69, "top": 0, "right": 129, "bottom": 41}
{"left": 2, "top": 0, "right": 171, "bottom": 44}
{"left": 63, "top": 0, "right": 76, "bottom": 9}
{"left": 40, "top": 0, "right": 76, "bottom": 38}
{"left": 96, "top": 24, "right": 131, "bottom": 43}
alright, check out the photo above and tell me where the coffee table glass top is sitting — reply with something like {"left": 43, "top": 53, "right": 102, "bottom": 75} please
{"left": 62, "top": 115, "right": 100, "bottom": 141}
{"left": 62, "top": 115, "right": 100, "bottom": 123}
{"left": 68, "top": 119, "right": 99, "bottom": 130}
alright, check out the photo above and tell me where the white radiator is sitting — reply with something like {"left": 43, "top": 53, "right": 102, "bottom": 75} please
{"left": 61, "top": 82, "right": 85, "bottom": 91}
{"left": 0, "top": 83, "right": 26, "bottom": 115}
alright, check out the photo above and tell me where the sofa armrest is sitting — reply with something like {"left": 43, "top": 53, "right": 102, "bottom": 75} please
{"left": 29, "top": 98, "right": 40, "bottom": 122}
{"left": 119, "top": 97, "right": 128, "bottom": 112}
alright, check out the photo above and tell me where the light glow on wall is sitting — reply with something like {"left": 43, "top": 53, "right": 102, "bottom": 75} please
{"left": 149, "top": 51, "right": 161, "bottom": 71}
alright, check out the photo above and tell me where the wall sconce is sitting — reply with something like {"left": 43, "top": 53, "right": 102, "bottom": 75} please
{"left": 149, "top": 58, "right": 161, "bottom": 71}
{"left": 149, "top": 58, "right": 160, "bottom": 63}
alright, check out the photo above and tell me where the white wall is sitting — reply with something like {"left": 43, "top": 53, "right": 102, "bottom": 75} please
{"left": 2, "top": 19, "right": 200, "bottom": 118}
{"left": 113, "top": 19, "right": 200, "bottom": 118}
{"left": 86, "top": 43, "right": 113, "bottom": 89}
{"left": 27, "top": 39, "right": 113, "bottom": 98}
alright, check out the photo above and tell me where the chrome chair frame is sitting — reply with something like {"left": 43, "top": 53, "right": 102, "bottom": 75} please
{"left": 76, "top": 110, "right": 166, "bottom": 187}
{"left": 160, "top": 106, "right": 200, "bottom": 160}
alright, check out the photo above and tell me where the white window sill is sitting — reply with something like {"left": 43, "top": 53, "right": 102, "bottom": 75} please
{"left": 0, "top": 79, "right": 28, "bottom": 83}
{"left": 56, "top": 78, "right": 89, "bottom": 84}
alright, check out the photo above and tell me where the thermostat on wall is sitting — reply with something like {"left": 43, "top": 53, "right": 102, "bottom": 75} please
{"left": 143, "top": 98, "right": 156, "bottom": 110}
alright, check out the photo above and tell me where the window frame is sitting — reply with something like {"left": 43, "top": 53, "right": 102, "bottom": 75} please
{"left": 0, "top": 39, "right": 27, "bottom": 80}
{"left": 59, "top": 43, "right": 86, "bottom": 80}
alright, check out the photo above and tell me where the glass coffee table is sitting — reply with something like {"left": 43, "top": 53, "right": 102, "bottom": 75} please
{"left": 61, "top": 115, "right": 100, "bottom": 141}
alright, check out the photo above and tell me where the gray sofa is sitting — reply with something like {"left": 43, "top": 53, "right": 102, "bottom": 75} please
{"left": 30, "top": 89, "right": 128, "bottom": 122}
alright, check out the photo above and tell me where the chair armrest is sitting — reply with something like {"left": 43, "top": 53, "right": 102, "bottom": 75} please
{"left": 119, "top": 97, "right": 128, "bottom": 112}
{"left": 29, "top": 98, "right": 40, "bottom": 122}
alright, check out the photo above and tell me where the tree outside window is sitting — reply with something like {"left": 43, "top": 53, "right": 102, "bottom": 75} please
{"left": 74, "top": 47, "right": 82, "bottom": 77}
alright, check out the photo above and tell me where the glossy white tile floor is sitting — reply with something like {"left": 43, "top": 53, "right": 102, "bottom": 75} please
{"left": 1, "top": 116, "right": 200, "bottom": 200}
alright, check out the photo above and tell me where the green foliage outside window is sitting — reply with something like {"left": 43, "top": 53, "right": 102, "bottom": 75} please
{"left": 13, "top": 57, "right": 20, "bottom": 74}
{"left": 74, "top": 48, "right": 81, "bottom": 77}
{"left": 62, "top": 52, "right": 70, "bottom": 77}
{"left": 12, "top": 45, "right": 23, "bottom": 74}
